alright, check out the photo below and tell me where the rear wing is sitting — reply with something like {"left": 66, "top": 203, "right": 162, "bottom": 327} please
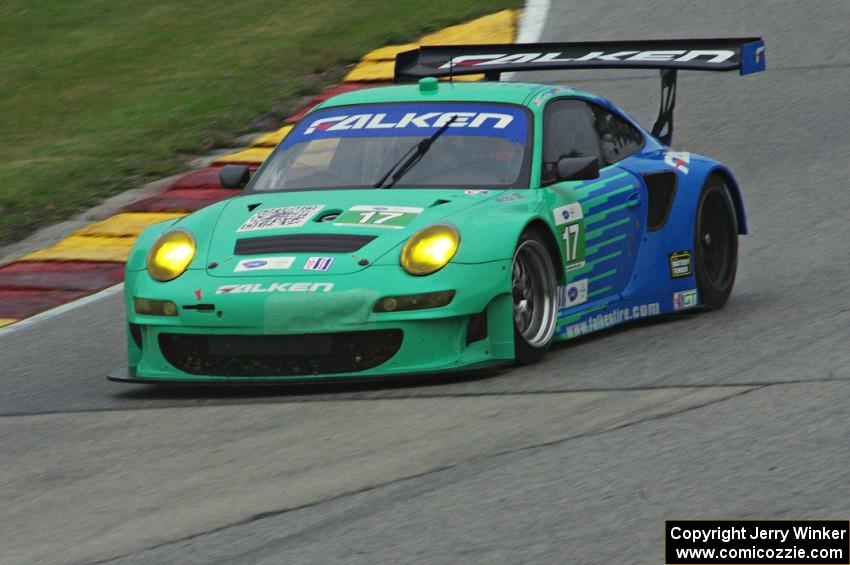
{"left": 394, "top": 38, "right": 765, "bottom": 144}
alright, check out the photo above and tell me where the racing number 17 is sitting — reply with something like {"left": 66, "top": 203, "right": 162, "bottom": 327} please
{"left": 553, "top": 204, "right": 586, "bottom": 271}
{"left": 562, "top": 223, "right": 580, "bottom": 262}
{"left": 358, "top": 211, "right": 404, "bottom": 225}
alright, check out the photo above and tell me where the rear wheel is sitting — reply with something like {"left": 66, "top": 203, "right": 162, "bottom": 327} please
{"left": 512, "top": 232, "right": 558, "bottom": 365}
{"left": 694, "top": 177, "right": 738, "bottom": 309}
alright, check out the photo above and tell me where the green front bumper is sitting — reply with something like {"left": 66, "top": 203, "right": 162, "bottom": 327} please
{"left": 122, "top": 260, "right": 515, "bottom": 382}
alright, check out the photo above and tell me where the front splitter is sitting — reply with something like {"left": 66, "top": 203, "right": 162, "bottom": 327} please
{"left": 107, "top": 362, "right": 509, "bottom": 386}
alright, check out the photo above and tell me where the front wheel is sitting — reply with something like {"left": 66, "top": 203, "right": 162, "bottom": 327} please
{"left": 512, "top": 232, "right": 558, "bottom": 365}
{"left": 694, "top": 176, "right": 739, "bottom": 309}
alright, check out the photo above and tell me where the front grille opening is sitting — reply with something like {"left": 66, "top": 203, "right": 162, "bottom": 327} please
{"left": 159, "top": 330, "right": 402, "bottom": 376}
{"left": 234, "top": 233, "right": 376, "bottom": 255}
{"left": 466, "top": 311, "right": 488, "bottom": 345}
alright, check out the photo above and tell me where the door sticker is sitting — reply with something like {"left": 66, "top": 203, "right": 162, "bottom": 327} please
{"left": 553, "top": 203, "right": 585, "bottom": 271}
{"left": 334, "top": 205, "right": 423, "bottom": 229}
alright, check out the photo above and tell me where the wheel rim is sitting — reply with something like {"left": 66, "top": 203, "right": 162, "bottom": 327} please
{"left": 697, "top": 190, "right": 735, "bottom": 289}
{"left": 511, "top": 240, "right": 557, "bottom": 347}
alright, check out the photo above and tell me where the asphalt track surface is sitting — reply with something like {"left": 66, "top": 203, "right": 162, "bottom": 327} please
{"left": 2, "top": 2, "right": 848, "bottom": 563}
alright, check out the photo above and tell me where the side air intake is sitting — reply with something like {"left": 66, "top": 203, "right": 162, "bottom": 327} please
{"left": 643, "top": 171, "right": 677, "bottom": 232}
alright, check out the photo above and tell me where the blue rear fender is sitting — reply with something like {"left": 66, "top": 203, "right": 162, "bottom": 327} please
{"left": 617, "top": 151, "right": 747, "bottom": 301}
{"left": 663, "top": 153, "right": 748, "bottom": 235}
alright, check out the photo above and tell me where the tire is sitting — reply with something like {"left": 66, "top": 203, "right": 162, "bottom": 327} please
{"left": 511, "top": 231, "right": 558, "bottom": 365}
{"left": 693, "top": 176, "right": 739, "bottom": 309}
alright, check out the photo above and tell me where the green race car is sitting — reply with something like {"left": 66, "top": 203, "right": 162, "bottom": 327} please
{"left": 110, "top": 39, "right": 764, "bottom": 383}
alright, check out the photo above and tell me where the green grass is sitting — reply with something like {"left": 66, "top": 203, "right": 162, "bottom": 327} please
{"left": 0, "top": 0, "right": 520, "bottom": 246}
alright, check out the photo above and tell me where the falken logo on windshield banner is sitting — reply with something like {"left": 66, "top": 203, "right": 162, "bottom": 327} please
{"left": 437, "top": 50, "right": 737, "bottom": 69}
{"left": 304, "top": 112, "right": 514, "bottom": 135}
{"left": 282, "top": 103, "right": 528, "bottom": 147}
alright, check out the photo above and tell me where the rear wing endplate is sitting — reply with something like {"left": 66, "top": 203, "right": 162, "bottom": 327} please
{"left": 394, "top": 38, "right": 765, "bottom": 145}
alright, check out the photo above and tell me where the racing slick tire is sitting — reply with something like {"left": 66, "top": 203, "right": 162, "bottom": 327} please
{"left": 512, "top": 231, "right": 558, "bottom": 365}
{"left": 694, "top": 175, "right": 739, "bottom": 310}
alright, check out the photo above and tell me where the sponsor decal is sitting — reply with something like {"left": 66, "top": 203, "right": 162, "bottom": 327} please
{"left": 194, "top": 288, "right": 202, "bottom": 300}
{"left": 304, "top": 111, "right": 513, "bottom": 135}
{"left": 673, "top": 289, "right": 699, "bottom": 311}
{"left": 216, "top": 282, "right": 334, "bottom": 294}
{"left": 553, "top": 203, "right": 586, "bottom": 271}
{"left": 438, "top": 50, "right": 736, "bottom": 69}
{"left": 563, "top": 302, "right": 661, "bottom": 338}
{"left": 464, "top": 189, "right": 490, "bottom": 196}
{"left": 334, "top": 205, "right": 423, "bottom": 229}
{"left": 238, "top": 205, "right": 324, "bottom": 232}
{"left": 532, "top": 87, "right": 563, "bottom": 107}
{"left": 557, "top": 278, "right": 588, "bottom": 309}
{"left": 664, "top": 151, "right": 690, "bottom": 174}
{"left": 282, "top": 103, "right": 528, "bottom": 149}
{"left": 303, "top": 256, "right": 334, "bottom": 271}
{"left": 669, "top": 250, "right": 693, "bottom": 278}
{"left": 495, "top": 192, "right": 525, "bottom": 202}
{"left": 234, "top": 257, "right": 295, "bottom": 272}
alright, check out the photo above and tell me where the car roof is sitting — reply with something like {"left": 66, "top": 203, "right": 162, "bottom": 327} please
{"left": 316, "top": 81, "right": 600, "bottom": 110}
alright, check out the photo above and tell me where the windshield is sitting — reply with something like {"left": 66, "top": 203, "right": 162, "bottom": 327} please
{"left": 248, "top": 102, "right": 531, "bottom": 192}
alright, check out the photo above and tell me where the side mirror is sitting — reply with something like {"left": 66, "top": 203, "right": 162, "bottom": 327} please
{"left": 219, "top": 164, "right": 251, "bottom": 188}
{"left": 556, "top": 156, "right": 600, "bottom": 181}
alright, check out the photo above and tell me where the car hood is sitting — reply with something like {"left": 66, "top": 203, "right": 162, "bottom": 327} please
{"left": 206, "top": 188, "right": 501, "bottom": 277}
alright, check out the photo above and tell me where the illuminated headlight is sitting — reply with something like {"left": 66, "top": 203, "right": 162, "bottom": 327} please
{"left": 400, "top": 224, "right": 459, "bottom": 276}
{"left": 134, "top": 297, "right": 178, "bottom": 316}
{"left": 146, "top": 230, "right": 196, "bottom": 281}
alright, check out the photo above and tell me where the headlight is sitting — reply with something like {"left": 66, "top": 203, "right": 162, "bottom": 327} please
{"left": 374, "top": 290, "right": 456, "bottom": 312}
{"left": 134, "top": 298, "right": 178, "bottom": 316}
{"left": 400, "top": 224, "right": 459, "bottom": 276}
{"left": 146, "top": 229, "right": 196, "bottom": 281}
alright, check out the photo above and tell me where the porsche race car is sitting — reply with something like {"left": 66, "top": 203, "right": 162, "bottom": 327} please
{"left": 110, "top": 38, "right": 765, "bottom": 383}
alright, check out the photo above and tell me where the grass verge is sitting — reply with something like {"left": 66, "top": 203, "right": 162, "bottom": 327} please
{"left": 0, "top": 0, "right": 520, "bottom": 246}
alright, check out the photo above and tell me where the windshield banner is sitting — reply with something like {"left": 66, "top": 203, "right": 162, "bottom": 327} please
{"left": 283, "top": 103, "right": 528, "bottom": 148}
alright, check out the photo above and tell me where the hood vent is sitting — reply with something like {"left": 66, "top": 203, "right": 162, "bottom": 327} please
{"left": 234, "top": 233, "right": 376, "bottom": 255}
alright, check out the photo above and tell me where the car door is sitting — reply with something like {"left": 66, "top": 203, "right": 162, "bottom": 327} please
{"left": 540, "top": 98, "right": 647, "bottom": 311}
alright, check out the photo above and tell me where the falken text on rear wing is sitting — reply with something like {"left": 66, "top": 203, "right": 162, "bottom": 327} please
{"left": 394, "top": 38, "right": 766, "bottom": 144}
